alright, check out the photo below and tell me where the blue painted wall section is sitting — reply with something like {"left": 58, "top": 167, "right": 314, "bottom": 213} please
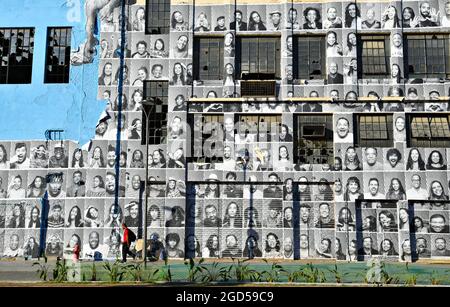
{"left": 0, "top": 0, "right": 104, "bottom": 144}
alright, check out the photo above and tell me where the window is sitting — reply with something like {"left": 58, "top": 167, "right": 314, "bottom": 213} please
{"left": 44, "top": 27, "right": 72, "bottom": 83}
{"left": 406, "top": 34, "right": 450, "bottom": 79}
{"left": 407, "top": 114, "right": 450, "bottom": 148}
{"left": 294, "top": 115, "right": 333, "bottom": 165}
{"left": 355, "top": 114, "right": 393, "bottom": 147}
{"left": 0, "top": 28, "right": 34, "bottom": 84}
{"left": 237, "top": 37, "right": 280, "bottom": 79}
{"left": 142, "top": 81, "right": 168, "bottom": 145}
{"left": 294, "top": 36, "right": 325, "bottom": 80}
{"left": 235, "top": 115, "right": 282, "bottom": 142}
{"left": 194, "top": 38, "right": 224, "bottom": 80}
{"left": 358, "top": 35, "right": 390, "bottom": 79}
{"left": 146, "top": 0, "right": 170, "bottom": 34}
{"left": 189, "top": 114, "right": 224, "bottom": 164}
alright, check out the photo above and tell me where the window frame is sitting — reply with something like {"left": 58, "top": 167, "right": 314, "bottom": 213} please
{"left": 407, "top": 113, "right": 450, "bottom": 148}
{"left": 293, "top": 35, "right": 326, "bottom": 80}
{"left": 44, "top": 27, "right": 72, "bottom": 84}
{"left": 294, "top": 114, "right": 334, "bottom": 165}
{"left": 357, "top": 34, "right": 391, "bottom": 79}
{"left": 0, "top": 27, "right": 35, "bottom": 84}
{"left": 188, "top": 113, "right": 224, "bottom": 164}
{"left": 193, "top": 37, "right": 224, "bottom": 81}
{"left": 142, "top": 80, "right": 169, "bottom": 145}
{"left": 145, "top": 0, "right": 171, "bottom": 34}
{"left": 236, "top": 36, "right": 281, "bottom": 80}
{"left": 354, "top": 114, "right": 394, "bottom": 148}
{"left": 235, "top": 114, "right": 282, "bottom": 142}
{"left": 405, "top": 34, "right": 450, "bottom": 79}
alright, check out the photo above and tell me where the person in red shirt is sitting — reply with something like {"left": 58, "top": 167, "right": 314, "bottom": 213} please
{"left": 121, "top": 223, "right": 136, "bottom": 262}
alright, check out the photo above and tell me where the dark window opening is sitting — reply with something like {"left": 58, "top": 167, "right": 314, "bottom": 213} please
{"left": 189, "top": 114, "right": 224, "bottom": 164}
{"left": 142, "top": 81, "right": 169, "bottom": 145}
{"left": 0, "top": 28, "right": 34, "bottom": 84}
{"left": 194, "top": 37, "right": 224, "bottom": 80}
{"left": 145, "top": 0, "right": 170, "bottom": 34}
{"left": 44, "top": 27, "right": 72, "bottom": 84}
{"left": 358, "top": 35, "right": 390, "bottom": 79}
{"left": 294, "top": 35, "right": 325, "bottom": 80}
{"left": 405, "top": 34, "right": 450, "bottom": 79}
{"left": 236, "top": 37, "right": 280, "bottom": 79}
{"left": 235, "top": 114, "right": 282, "bottom": 142}
{"left": 407, "top": 114, "right": 450, "bottom": 148}
{"left": 355, "top": 114, "right": 393, "bottom": 147}
{"left": 294, "top": 115, "right": 333, "bottom": 165}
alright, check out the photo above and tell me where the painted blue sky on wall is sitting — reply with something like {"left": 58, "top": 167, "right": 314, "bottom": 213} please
{"left": 0, "top": 0, "right": 104, "bottom": 145}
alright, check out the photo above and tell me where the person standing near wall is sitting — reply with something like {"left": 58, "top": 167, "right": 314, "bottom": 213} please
{"left": 121, "top": 222, "right": 136, "bottom": 262}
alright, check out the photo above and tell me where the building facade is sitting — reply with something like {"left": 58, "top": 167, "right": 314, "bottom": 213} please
{"left": 1, "top": 0, "right": 450, "bottom": 261}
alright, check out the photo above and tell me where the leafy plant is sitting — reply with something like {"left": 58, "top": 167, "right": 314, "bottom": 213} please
{"left": 404, "top": 262, "right": 417, "bottom": 286}
{"left": 33, "top": 260, "right": 49, "bottom": 281}
{"left": 232, "top": 258, "right": 260, "bottom": 282}
{"left": 429, "top": 271, "right": 442, "bottom": 285}
{"left": 365, "top": 258, "right": 399, "bottom": 285}
{"left": 185, "top": 258, "right": 207, "bottom": 282}
{"left": 52, "top": 258, "right": 69, "bottom": 282}
{"left": 145, "top": 266, "right": 161, "bottom": 283}
{"left": 103, "top": 260, "right": 126, "bottom": 282}
{"left": 286, "top": 269, "right": 304, "bottom": 283}
{"left": 200, "top": 262, "right": 223, "bottom": 283}
{"left": 125, "top": 263, "right": 144, "bottom": 282}
{"left": 159, "top": 258, "right": 172, "bottom": 282}
{"left": 260, "top": 259, "right": 286, "bottom": 282}
{"left": 300, "top": 263, "right": 326, "bottom": 283}
{"left": 90, "top": 262, "right": 97, "bottom": 281}
{"left": 327, "top": 264, "right": 349, "bottom": 284}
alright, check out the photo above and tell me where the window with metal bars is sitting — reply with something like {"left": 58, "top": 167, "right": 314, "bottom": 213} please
{"left": 142, "top": 81, "right": 168, "bottom": 145}
{"left": 194, "top": 37, "right": 224, "bottom": 80}
{"left": 0, "top": 28, "right": 34, "bottom": 84}
{"left": 44, "top": 27, "right": 72, "bottom": 84}
{"left": 294, "top": 115, "right": 333, "bottom": 165}
{"left": 146, "top": 0, "right": 170, "bottom": 34}
{"left": 236, "top": 37, "right": 280, "bottom": 79}
{"left": 294, "top": 36, "right": 325, "bottom": 80}
{"left": 358, "top": 35, "right": 390, "bottom": 79}
{"left": 355, "top": 114, "right": 393, "bottom": 147}
{"left": 407, "top": 114, "right": 450, "bottom": 148}
{"left": 405, "top": 34, "right": 450, "bottom": 79}
{"left": 189, "top": 113, "right": 224, "bottom": 164}
{"left": 235, "top": 114, "right": 282, "bottom": 142}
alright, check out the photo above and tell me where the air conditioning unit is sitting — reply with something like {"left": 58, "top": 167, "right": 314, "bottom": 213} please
{"left": 240, "top": 80, "right": 277, "bottom": 97}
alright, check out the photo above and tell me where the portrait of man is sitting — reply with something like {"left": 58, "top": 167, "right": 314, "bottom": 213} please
{"left": 66, "top": 170, "right": 86, "bottom": 198}
{"left": 105, "top": 172, "right": 125, "bottom": 197}
{"left": 364, "top": 178, "right": 385, "bottom": 199}
{"left": 203, "top": 204, "right": 222, "bottom": 227}
{"left": 363, "top": 147, "right": 383, "bottom": 170}
{"left": 406, "top": 174, "right": 428, "bottom": 199}
{"left": 230, "top": 10, "right": 247, "bottom": 31}
{"left": 10, "top": 143, "right": 30, "bottom": 169}
{"left": 48, "top": 172, "right": 66, "bottom": 198}
{"left": 214, "top": 16, "right": 227, "bottom": 31}
{"left": 327, "top": 62, "right": 344, "bottom": 84}
{"left": 268, "top": 10, "right": 282, "bottom": 30}
{"left": 335, "top": 117, "right": 353, "bottom": 143}
{"left": 83, "top": 231, "right": 104, "bottom": 260}
{"left": 49, "top": 143, "right": 68, "bottom": 168}
{"left": 432, "top": 237, "right": 450, "bottom": 256}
